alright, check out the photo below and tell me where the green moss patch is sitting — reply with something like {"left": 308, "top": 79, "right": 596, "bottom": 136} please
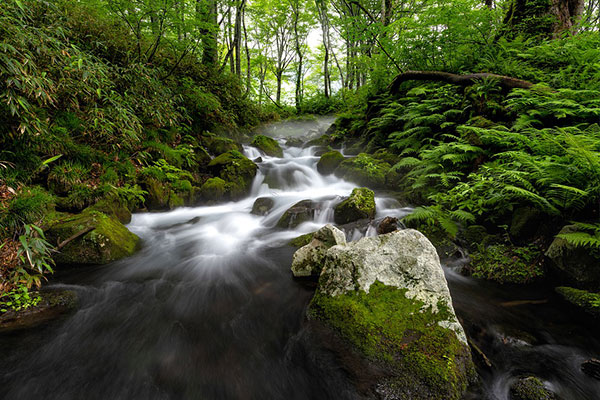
{"left": 334, "top": 187, "right": 376, "bottom": 224}
{"left": 289, "top": 232, "right": 315, "bottom": 247}
{"left": 317, "top": 150, "right": 344, "bottom": 175}
{"left": 335, "top": 153, "right": 391, "bottom": 188}
{"left": 251, "top": 135, "right": 283, "bottom": 157}
{"left": 469, "top": 244, "right": 544, "bottom": 284}
{"left": 556, "top": 286, "right": 600, "bottom": 317}
{"left": 308, "top": 281, "right": 473, "bottom": 399}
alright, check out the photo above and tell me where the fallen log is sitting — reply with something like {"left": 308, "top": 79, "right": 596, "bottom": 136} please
{"left": 388, "top": 71, "right": 534, "bottom": 94}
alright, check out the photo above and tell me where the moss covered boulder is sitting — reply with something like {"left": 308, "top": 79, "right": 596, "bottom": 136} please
{"left": 88, "top": 195, "right": 133, "bottom": 224}
{"left": 201, "top": 134, "right": 241, "bottom": 155}
{"left": 198, "top": 177, "right": 228, "bottom": 202}
{"left": 289, "top": 232, "right": 316, "bottom": 247}
{"left": 305, "top": 229, "right": 475, "bottom": 399}
{"left": 555, "top": 286, "right": 600, "bottom": 317}
{"left": 509, "top": 376, "right": 557, "bottom": 400}
{"left": 251, "top": 197, "right": 275, "bottom": 216}
{"left": 316, "top": 150, "right": 344, "bottom": 175}
{"left": 45, "top": 210, "right": 140, "bottom": 266}
{"left": 251, "top": 135, "right": 283, "bottom": 157}
{"left": 334, "top": 187, "right": 375, "bottom": 225}
{"left": 207, "top": 150, "right": 258, "bottom": 199}
{"left": 277, "top": 200, "right": 319, "bottom": 228}
{"left": 334, "top": 153, "right": 391, "bottom": 188}
{"left": 546, "top": 225, "right": 600, "bottom": 290}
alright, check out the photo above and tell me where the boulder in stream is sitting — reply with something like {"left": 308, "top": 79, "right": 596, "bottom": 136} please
{"left": 251, "top": 197, "right": 275, "bottom": 216}
{"left": 509, "top": 376, "right": 557, "bottom": 400}
{"left": 277, "top": 200, "right": 319, "bottom": 228}
{"left": 334, "top": 153, "right": 391, "bottom": 188}
{"left": 377, "top": 216, "right": 399, "bottom": 235}
{"left": 316, "top": 150, "right": 344, "bottom": 175}
{"left": 300, "top": 229, "right": 475, "bottom": 399}
{"left": 0, "top": 290, "right": 78, "bottom": 332}
{"left": 334, "top": 187, "right": 375, "bottom": 225}
{"left": 251, "top": 135, "right": 283, "bottom": 157}
{"left": 44, "top": 210, "right": 140, "bottom": 266}
{"left": 206, "top": 150, "right": 258, "bottom": 200}
{"left": 291, "top": 224, "right": 346, "bottom": 278}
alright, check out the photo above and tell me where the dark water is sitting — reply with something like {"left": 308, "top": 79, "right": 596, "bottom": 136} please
{"left": 1, "top": 118, "right": 599, "bottom": 399}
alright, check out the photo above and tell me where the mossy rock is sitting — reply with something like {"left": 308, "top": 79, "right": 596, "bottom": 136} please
{"left": 289, "top": 232, "right": 315, "bottom": 247}
{"left": 317, "top": 151, "right": 344, "bottom": 175}
{"left": 142, "top": 177, "right": 170, "bottom": 210}
{"left": 555, "top": 286, "right": 600, "bottom": 318}
{"left": 469, "top": 244, "right": 545, "bottom": 284}
{"left": 208, "top": 150, "right": 258, "bottom": 199}
{"left": 201, "top": 134, "right": 241, "bottom": 155}
{"left": 45, "top": 210, "right": 140, "bottom": 266}
{"left": 251, "top": 135, "right": 283, "bottom": 157}
{"left": 88, "top": 195, "right": 133, "bottom": 224}
{"left": 0, "top": 290, "right": 78, "bottom": 332}
{"left": 510, "top": 207, "right": 544, "bottom": 244}
{"left": 334, "top": 188, "right": 376, "bottom": 225}
{"left": 509, "top": 376, "right": 557, "bottom": 400}
{"left": 545, "top": 225, "right": 600, "bottom": 290}
{"left": 334, "top": 153, "right": 391, "bottom": 189}
{"left": 306, "top": 135, "right": 331, "bottom": 147}
{"left": 372, "top": 149, "right": 400, "bottom": 165}
{"left": 198, "top": 177, "right": 228, "bottom": 202}
{"left": 308, "top": 281, "right": 475, "bottom": 400}
{"left": 402, "top": 222, "right": 462, "bottom": 260}
{"left": 277, "top": 200, "right": 318, "bottom": 228}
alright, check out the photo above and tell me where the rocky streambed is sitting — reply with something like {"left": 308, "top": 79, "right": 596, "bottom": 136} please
{"left": 1, "top": 118, "right": 599, "bottom": 399}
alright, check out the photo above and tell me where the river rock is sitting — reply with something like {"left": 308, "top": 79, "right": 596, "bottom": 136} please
{"left": 207, "top": 150, "right": 258, "bottom": 200}
{"left": 545, "top": 225, "right": 600, "bottom": 290}
{"left": 251, "top": 135, "right": 283, "bottom": 157}
{"left": 581, "top": 359, "right": 600, "bottom": 381}
{"left": 509, "top": 376, "right": 557, "bottom": 400}
{"left": 317, "top": 150, "right": 344, "bottom": 175}
{"left": 0, "top": 290, "right": 78, "bottom": 332}
{"left": 251, "top": 197, "right": 275, "bottom": 216}
{"left": 291, "top": 225, "right": 346, "bottom": 278}
{"left": 277, "top": 200, "right": 319, "bottom": 228}
{"left": 305, "top": 229, "right": 474, "bottom": 399}
{"left": 555, "top": 286, "right": 600, "bottom": 317}
{"left": 377, "top": 216, "right": 399, "bottom": 234}
{"left": 334, "top": 187, "right": 375, "bottom": 225}
{"left": 334, "top": 153, "right": 391, "bottom": 188}
{"left": 44, "top": 210, "right": 140, "bottom": 266}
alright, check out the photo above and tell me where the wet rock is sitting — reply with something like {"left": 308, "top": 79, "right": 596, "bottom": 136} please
{"left": 0, "top": 290, "right": 78, "bottom": 332}
{"left": 88, "top": 194, "right": 133, "bottom": 224}
{"left": 291, "top": 225, "right": 346, "bottom": 278}
{"left": 198, "top": 177, "right": 228, "bottom": 202}
{"left": 251, "top": 197, "right": 275, "bottom": 216}
{"left": 306, "top": 229, "right": 475, "bottom": 399}
{"left": 376, "top": 216, "right": 399, "bottom": 235}
{"left": 251, "top": 135, "right": 283, "bottom": 157}
{"left": 581, "top": 359, "right": 600, "bottom": 381}
{"left": 316, "top": 151, "right": 344, "bottom": 175}
{"left": 509, "top": 376, "right": 557, "bottom": 400}
{"left": 546, "top": 225, "right": 600, "bottom": 290}
{"left": 334, "top": 188, "right": 375, "bottom": 225}
{"left": 207, "top": 150, "right": 258, "bottom": 200}
{"left": 277, "top": 200, "right": 319, "bottom": 228}
{"left": 201, "top": 134, "right": 241, "bottom": 155}
{"left": 285, "top": 137, "right": 304, "bottom": 147}
{"left": 45, "top": 210, "right": 140, "bottom": 266}
{"left": 334, "top": 153, "right": 391, "bottom": 188}
{"left": 253, "top": 156, "right": 263, "bottom": 163}
{"left": 289, "top": 232, "right": 315, "bottom": 247}
{"left": 555, "top": 286, "right": 600, "bottom": 317}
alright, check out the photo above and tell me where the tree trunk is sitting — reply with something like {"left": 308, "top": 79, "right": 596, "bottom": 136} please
{"left": 199, "top": 0, "right": 218, "bottom": 68}
{"left": 243, "top": 8, "right": 251, "bottom": 95}
{"left": 504, "top": 0, "right": 584, "bottom": 37}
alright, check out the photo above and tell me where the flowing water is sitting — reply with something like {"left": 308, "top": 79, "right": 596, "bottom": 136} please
{"left": 1, "top": 118, "right": 599, "bottom": 399}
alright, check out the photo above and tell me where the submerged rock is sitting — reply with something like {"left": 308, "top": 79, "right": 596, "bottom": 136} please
{"left": 546, "top": 225, "right": 600, "bottom": 290}
{"left": 277, "top": 200, "right": 319, "bottom": 228}
{"left": 316, "top": 151, "right": 344, "bottom": 175}
{"left": 45, "top": 210, "right": 140, "bottom": 266}
{"left": 377, "top": 216, "right": 399, "bottom": 235}
{"left": 0, "top": 290, "right": 78, "bottom": 332}
{"left": 509, "top": 376, "right": 557, "bottom": 400}
{"left": 291, "top": 225, "right": 346, "bottom": 278}
{"left": 301, "top": 229, "right": 474, "bottom": 399}
{"left": 334, "top": 187, "right": 375, "bottom": 225}
{"left": 251, "top": 197, "right": 275, "bottom": 216}
{"left": 251, "top": 134, "right": 283, "bottom": 157}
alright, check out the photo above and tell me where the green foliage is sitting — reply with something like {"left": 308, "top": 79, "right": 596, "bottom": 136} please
{"left": 557, "top": 222, "right": 600, "bottom": 249}
{"left": 0, "top": 187, "right": 55, "bottom": 236}
{"left": 469, "top": 244, "right": 544, "bottom": 284}
{"left": 0, "top": 286, "right": 41, "bottom": 313}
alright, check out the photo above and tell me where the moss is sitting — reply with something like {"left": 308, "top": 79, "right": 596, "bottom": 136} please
{"left": 251, "top": 135, "right": 283, "bottom": 157}
{"left": 555, "top": 286, "right": 600, "bottom": 317}
{"left": 289, "top": 232, "right": 315, "bottom": 247}
{"left": 45, "top": 210, "right": 140, "bottom": 266}
{"left": 143, "top": 177, "right": 170, "bottom": 209}
{"left": 198, "top": 177, "right": 228, "bottom": 202}
{"left": 208, "top": 150, "right": 257, "bottom": 198}
{"left": 87, "top": 195, "right": 132, "bottom": 224}
{"left": 335, "top": 153, "right": 391, "bottom": 188}
{"left": 308, "top": 281, "right": 473, "bottom": 399}
{"left": 334, "top": 187, "right": 376, "bottom": 224}
{"left": 317, "top": 150, "right": 344, "bottom": 175}
{"left": 0, "top": 186, "right": 56, "bottom": 235}
{"left": 509, "top": 376, "right": 556, "bottom": 400}
{"left": 469, "top": 244, "right": 544, "bottom": 284}
{"left": 201, "top": 134, "right": 241, "bottom": 155}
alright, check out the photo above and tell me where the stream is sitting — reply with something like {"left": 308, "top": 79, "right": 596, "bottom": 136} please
{"left": 1, "top": 118, "right": 600, "bottom": 399}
